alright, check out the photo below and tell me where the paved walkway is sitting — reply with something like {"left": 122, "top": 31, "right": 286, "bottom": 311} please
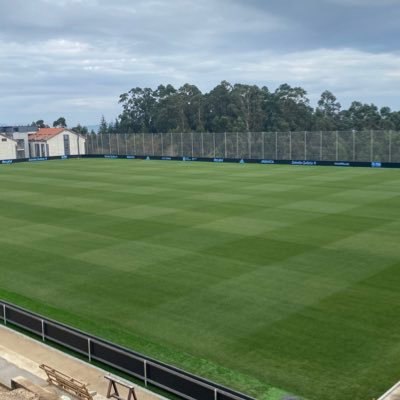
{"left": 378, "top": 381, "right": 400, "bottom": 400}
{"left": 0, "top": 325, "right": 167, "bottom": 400}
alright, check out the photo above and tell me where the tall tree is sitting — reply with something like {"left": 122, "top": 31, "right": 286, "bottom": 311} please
{"left": 33, "top": 120, "right": 49, "bottom": 128}
{"left": 342, "top": 102, "right": 381, "bottom": 130}
{"left": 270, "top": 84, "right": 313, "bottom": 131}
{"left": 313, "top": 90, "right": 341, "bottom": 130}
{"left": 99, "top": 115, "right": 108, "bottom": 135}
{"left": 72, "top": 123, "right": 88, "bottom": 135}
{"left": 53, "top": 117, "right": 67, "bottom": 128}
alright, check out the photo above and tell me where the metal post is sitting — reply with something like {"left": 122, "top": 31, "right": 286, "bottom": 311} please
{"left": 170, "top": 132, "right": 173, "bottom": 156}
{"left": 116, "top": 134, "right": 120, "bottom": 155}
{"left": 109, "top": 133, "right": 111, "bottom": 155}
{"left": 181, "top": 132, "right": 183, "bottom": 157}
{"left": 191, "top": 132, "right": 194, "bottom": 158}
{"left": 214, "top": 388, "right": 218, "bottom": 400}
{"left": 335, "top": 131, "right": 338, "bottom": 161}
{"left": 289, "top": 131, "right": 292, "bottom": 159}
{"left": 213, "top": 132, "right": 216, "bottom": 158}
{"left": 41, "top": 320, "right": 45, "bottom": 341}
{"left": 304, "top": 131, "right": 307, "bottom": 160}
{"left": 100, "top": 134, "right": 104, "bottom": 154}
{"left": 389, "top": 130, "right": 392, "bottom": 162}
{"left": 262, "top": 132, "right": 265, "bottom": 159}
{"left": 320, "top": 131, "right": 323, "bottom": 160}
{"left": 151, "top": 133, "right": 154, "bottom": 155}
{"left": 353, "top": 131, "right": 355, "bottom": 161}
{"left": 236, "top": 132, "right": 239, "bottom": 159}
{"left": 275, "top": 131, "right": 278, "bottom": 159}
{"left": 88, "top": 338, "right": 91, "bottom": 362}
{"left": 370, "top": 130, "right": 373, "bottom": 162}
{"left": 3, "top": 304, "right": 6, "bottom": 325}
{"left": 144, "top": 360, "right": 148, "bottom": 387}
{"left": 142, "top": 133, "right": 145, "bottom": 156}
{"left": 248, "top": 132, "right": 252, "bottom": 159}
{"left": 161, "top": 133, "right": 164, "bottom": 156}
{"left": 224, "top": 132, "right": 227, "bottom": 158}
{"left": 133, "top": 133, "right": 136, "bottom": 154}
{"left": 125, "top": 133, "right": 128, "bottom": 155}
{"left": 201, "top": 132, "right": 204, "bottom": 157}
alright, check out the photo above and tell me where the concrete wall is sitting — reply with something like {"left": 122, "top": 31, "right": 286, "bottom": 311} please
{"left": 0, "top": 136, "right": 17, "bottom": 160}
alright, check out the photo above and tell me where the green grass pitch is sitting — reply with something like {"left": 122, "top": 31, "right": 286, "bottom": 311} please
{"left": 1, "top": 159, "right": 400, "bottom": 400}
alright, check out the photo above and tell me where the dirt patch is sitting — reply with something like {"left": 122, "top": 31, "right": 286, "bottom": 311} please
{"left": 0, "top": 388, "right": 37, "bottom": 400}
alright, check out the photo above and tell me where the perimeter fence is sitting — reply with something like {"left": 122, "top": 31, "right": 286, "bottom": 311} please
{"left": 0, "top": 300, "right": 254, "bottom": 400}
{"left": 85, "top": 131, "right": 400, "bottom": 163}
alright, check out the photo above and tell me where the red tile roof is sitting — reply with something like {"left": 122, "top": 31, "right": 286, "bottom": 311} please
{"left": 28, "top": 128, "right": 66, "bottom": 141}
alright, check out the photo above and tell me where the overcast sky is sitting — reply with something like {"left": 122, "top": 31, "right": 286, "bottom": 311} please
{"left": 1, "top": 0, "right": 400, "bottom": 127}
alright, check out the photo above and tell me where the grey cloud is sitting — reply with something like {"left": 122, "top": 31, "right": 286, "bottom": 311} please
{"left": 1, "top": 0, "right": 400, "bottom": 126}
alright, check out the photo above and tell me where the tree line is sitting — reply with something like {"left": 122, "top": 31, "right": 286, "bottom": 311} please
{"left": 30, "top": 81, "right": 400, "bottom": 135}
{"left": 97, "top": 81, "right": 400, "bottom": 134}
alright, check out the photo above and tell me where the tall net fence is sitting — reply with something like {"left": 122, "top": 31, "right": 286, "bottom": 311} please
{"left": 85, "top": 131, "right": 400, "bottom": 163}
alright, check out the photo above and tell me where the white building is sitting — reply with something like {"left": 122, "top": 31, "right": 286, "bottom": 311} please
{"left": 0, "top": 133, "right": 17, "bottom": 160}
{"left": 28, "top": 128, "right": 86, "bottom": 157}
{"left": 0, "top": 126, "right": 36, "bottom": 158}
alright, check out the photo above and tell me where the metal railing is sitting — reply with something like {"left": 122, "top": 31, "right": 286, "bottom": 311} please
{"left": 0, "top": 300, "right": 254, "bottom": 400}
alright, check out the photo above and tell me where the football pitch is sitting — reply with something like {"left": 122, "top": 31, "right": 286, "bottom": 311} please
{"left": 1, "top": 159, "right": 400, "bottom": 400}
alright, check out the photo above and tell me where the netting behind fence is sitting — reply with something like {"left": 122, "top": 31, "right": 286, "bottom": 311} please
{"left": 85, "top": 131, "right": 400, "bottom": 163}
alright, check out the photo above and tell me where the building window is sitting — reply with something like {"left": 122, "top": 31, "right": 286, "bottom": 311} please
{"left": 63, "top": 134, "right": 70, "bottom": 155}
{"left": 1, "top": 138, "right": 6, "bottom": 142}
